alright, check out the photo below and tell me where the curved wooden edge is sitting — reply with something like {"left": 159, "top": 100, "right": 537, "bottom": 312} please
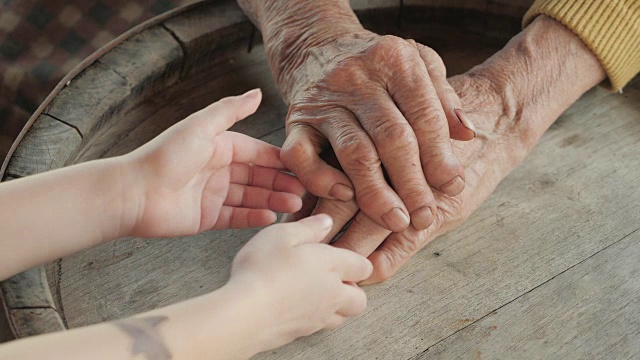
{"left": 0, "top": 267, "right": 63, "bottom": 339}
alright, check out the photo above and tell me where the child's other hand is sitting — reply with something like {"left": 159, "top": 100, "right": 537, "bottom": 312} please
{"left": 229, "top": 214, "right": 373, "bottom": 351}
{"left": 126, "top": 89, "right": 305, "bottom": 238}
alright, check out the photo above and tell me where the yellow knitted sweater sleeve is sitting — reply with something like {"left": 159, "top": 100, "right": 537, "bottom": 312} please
{"left": 523, "top": 0, "right": 640, "bottom": 91}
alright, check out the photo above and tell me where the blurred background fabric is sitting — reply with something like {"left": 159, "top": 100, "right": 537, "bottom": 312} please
{"left": 0, "top": 0, "right": 198, "bottom": 162}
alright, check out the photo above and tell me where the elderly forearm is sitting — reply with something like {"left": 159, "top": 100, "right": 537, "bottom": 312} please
{"left": 470, "top": 15, "right": 605, "bottom": 151}
{"left": 236, "top": 0, "right": 363, "bottom": 100}
{"left": 524, "top": 0, "right": 640, "bottom": 92}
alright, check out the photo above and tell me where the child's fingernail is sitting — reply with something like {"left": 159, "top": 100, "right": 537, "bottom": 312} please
{"left": 305, "top": 214, "right": 333, "bottom": 230}
{"left": 455, "top": 109, "right": 476, "bottom": 137}
{"left": 242, "top": 88, "right": 261, "bottom": 98}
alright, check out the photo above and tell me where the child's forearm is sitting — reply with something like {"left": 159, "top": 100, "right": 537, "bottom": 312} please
{"left": 0, "top": 157, "right": 138, "bottom": 280}
{"left": 0, "top": 283, "right": 267, "bottom": 359}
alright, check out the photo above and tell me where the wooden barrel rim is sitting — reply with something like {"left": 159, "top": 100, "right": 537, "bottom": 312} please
{"left": 0, "top": 0, "right": 531, "bottom": 339}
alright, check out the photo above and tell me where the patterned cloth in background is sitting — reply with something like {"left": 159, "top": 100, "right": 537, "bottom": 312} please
{"left": 0, "top": 0, "right": 197, "bottom": 162}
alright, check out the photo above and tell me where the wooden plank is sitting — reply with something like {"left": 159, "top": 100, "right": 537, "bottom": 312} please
{"left": 44, "top": 61, "right": 130, "bottom": 139}
{"left": 4, "top": 115, "right": 82, "bottom": 178}
{"left": 0, "top": 293, "right": 14, "bottom": 343}
{"left": 162, "top": 0, "right": 252, "bottom": 78}
{"left": 417, "top": 229, "right": 640, "bottom": 360}
{"left": 96, "top": 46, "right": 285, "bottom": 160}
{"left": 69, "top": 26, "right": 183, "bottom": 164}
{"left": 0, "top": 267, "right": 56, "bottom": 310}
{"left": 98, "top": 25, "right": 183, "bottom": 102}
{"left": 8, "top": 308, "right": 64, "bottom": 338}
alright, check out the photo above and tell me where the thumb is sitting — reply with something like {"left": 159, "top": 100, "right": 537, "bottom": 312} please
{"left": 288, "top": 214, "right": 334, "bottom": 245}
{"left": 189, "top": 88, "right": 262, "bottom": 135}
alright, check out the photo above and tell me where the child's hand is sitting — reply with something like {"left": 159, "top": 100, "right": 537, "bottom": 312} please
{"left": 125, "top": 89, "right": 305, "bottom": 238}
{"left": 228, "top": 214, "right": 373, "bottom": 351}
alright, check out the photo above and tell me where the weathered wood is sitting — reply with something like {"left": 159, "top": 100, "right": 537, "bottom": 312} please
{"left": 70, "top": 26, "right": 184, "bottom": 164}
{"left": 96, "top": 50, "right": 285, "bottom": 161}
{"left": 4, "top": 115, "right": 82, "bottom": 178}
{"left": 7, "top": 308, "right": 64, "bottom": 338}
{"left": 44, "top": 61, "right": 130, "bottom": 140}
{"left": 98, "top": 26, "right": 183, "bottom": 103}
{"left": 0, "top": 294, "right": 14, "bottom": 343}
{"left": 163, "top": 0, "right": 252, "bottom": 78}
{"left": 0, "top": 268, "right": 56, "bottom": 310}
{"left": 417, "top": 228, "right": 640, "bottom": 360}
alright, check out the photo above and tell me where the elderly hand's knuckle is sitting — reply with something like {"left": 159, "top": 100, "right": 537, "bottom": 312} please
{"left": 281, "top": 138, "right": 308, "bottom": 162}
{"left": 352, "top": 153, "right": 381, "bottom": 174}
{"left": 334, "top": 135, "right": 379, "bottom": 170}
{"left": 415, "top": 108, "right": 448, "bottom": 132}
{"left": 372, "top": 36, "right": 416, "bottom": 65}
{"left": 419, "top": 45, "right": 438, "bottom": 59}
{"left": 373, "top": 121, "right": 415, "bottom": 144}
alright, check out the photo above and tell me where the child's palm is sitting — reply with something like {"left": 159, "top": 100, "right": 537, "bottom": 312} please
{"left": 127, "top": 90, "right": 304, "bottom": 238}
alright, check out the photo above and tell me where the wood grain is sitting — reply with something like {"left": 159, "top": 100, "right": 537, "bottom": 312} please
{"left": 163, "top": 0, "right": 252, "bottom": 78}
{"left": 7, "top": 308, "right": 64, "bottom": 338}
{"left": 417, "top": 228, "right": 640, "bottom": 359}
{"left": 4, "top": 115, "right": 82, "bottom": 178}
{"left": 98, "top": 26, "right": 183, "bottom": 105}
{"left": 0, "top": 268, "right": 56, "bottom": 309}
{"left": 43, "top": 62, "right": 129, "bottom": 140}
{"left": 0, "top": 293, "right": 14, "bottom": 343}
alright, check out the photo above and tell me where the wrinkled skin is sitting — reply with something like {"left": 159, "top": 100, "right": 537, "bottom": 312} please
{"left": 270, "top": 26, "right": 476, "bottom": 233}
{"left": 283, "top": 15, "right": 606, "bottom": 284}
{"left": 284, "top": 73, "right": 527, "bottom": 283}
{"left": 235, "top": 0, "right": 486, "bottom": 274}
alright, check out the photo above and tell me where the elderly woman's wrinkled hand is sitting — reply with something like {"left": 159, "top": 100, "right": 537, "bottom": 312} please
{"left": 272, "top": 26, "right": 476, "bottom": 234}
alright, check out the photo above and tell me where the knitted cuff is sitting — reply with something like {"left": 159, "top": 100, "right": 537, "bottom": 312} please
{"left": 523, "top": 0, "right": 640, "bottom": 91}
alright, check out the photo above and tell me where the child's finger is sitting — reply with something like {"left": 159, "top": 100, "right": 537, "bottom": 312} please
{"left": 335, "top": 283, "right": 368, "bottom": 317}
{"left": 230, "top": 163, "right": 305, "bottom": 197}
{"left": 191, "top": 88, "right": 262, "bottom": 135}
{"left": 212, "top": 207, "right": 277, "bottom": 229}
{"left": 325, "top": 247, "right": 373, "bottom": 282}
{"left": 224, "top": 132, "right": 286, "bottom": 169}
{"left": 225, "top": 184, "right": 303, "bottom": 213}
{"left": 280, "top": 192, "right": 318, "bottom": 223}
{"left": 263, "top": 214, "right": 333, "bottom": 246}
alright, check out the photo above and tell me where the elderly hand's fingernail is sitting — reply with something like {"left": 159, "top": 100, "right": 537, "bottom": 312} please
{"left": 330, "top": 183, "right": 354, "bottom": 201}
{"left": 440, "top": 175, "right": 465, "bottom": 196}
{"left": 410, "top": 206, "right": 435, "bottom": 230}
{"left": 382, "top": 207, "right": 410, "bottom": 232}
{"left": 455, "top": 109, "right": 476, "bottom": 137}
